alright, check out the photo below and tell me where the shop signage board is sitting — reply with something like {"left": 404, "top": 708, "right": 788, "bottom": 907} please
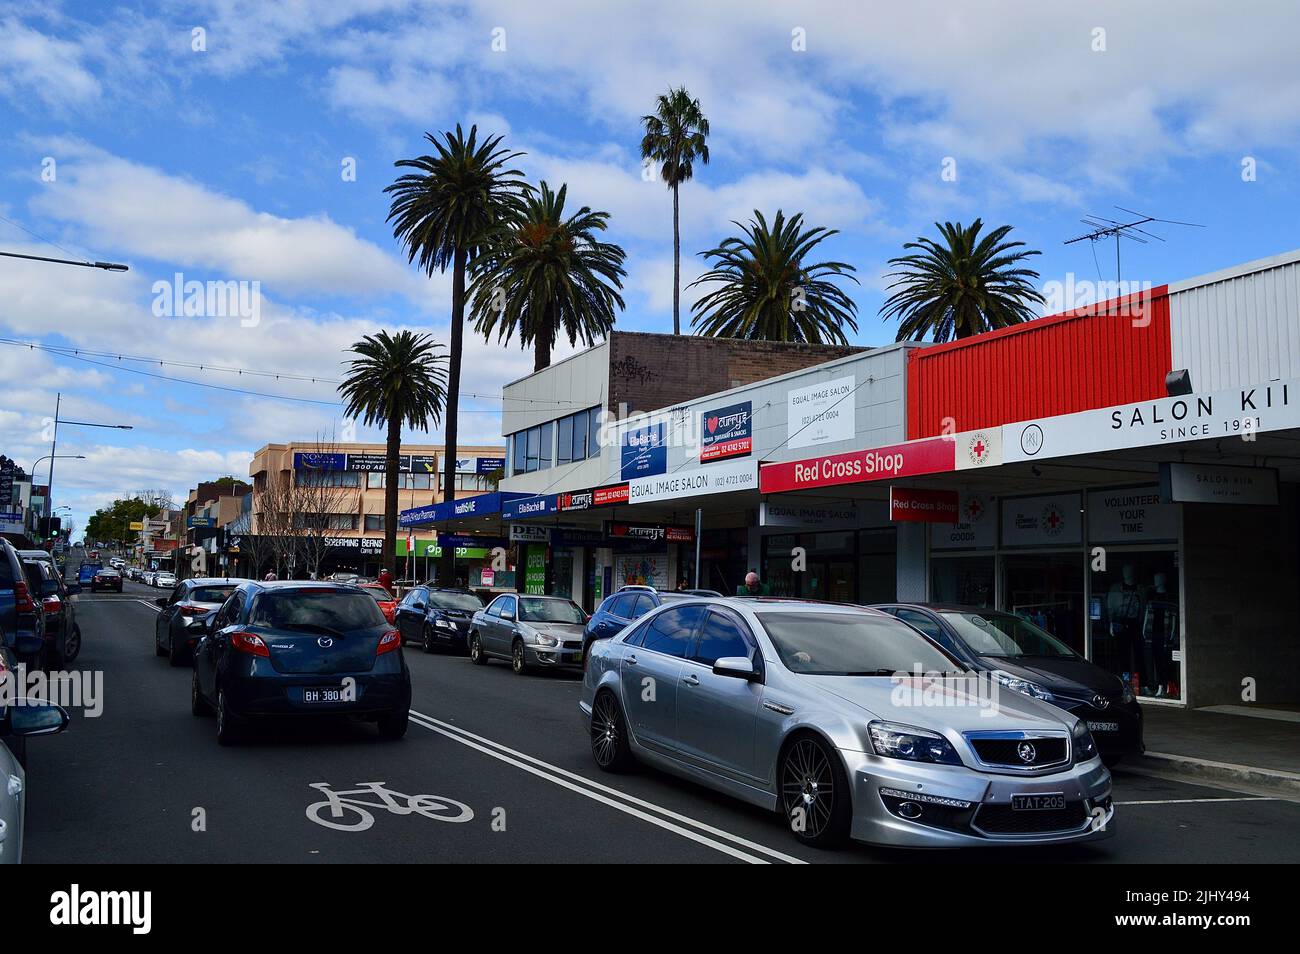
{"left": 1003, "top": 378, "right": 1298, "bottom": 463}
{"left": 1000, "top": 493, "right": 1082, "bottom": 547}
{"left": 700, "top": 401, "right": 753, "bottom": 462}
{"left": 607, "top": 522, "right": 694, "bottom": 544}
{"left": 476, "top": 457, "right": 506, "bottom": 474}
{"left": 592, "top": 484, "right": 629, "bottom": 506}
{"left": 503, "top": 494, "right": 559, "bottom": 520}
{"left": 187, "top": 516, "right": 216, "bottom": 528}
{"left": 509, "top": 523, "right": 551, "bottom": 543}
{"left": 399, "top": 492, "right": 527, "bottom": 527}
{"left": 1159, "top": 462, "right": 1279, "bottom": 506}
{"left": 1087, "top": 486, "right": 1178, "bottom": 543}
{"left": 628, "top": 458, "right": 758, "bottom": 504}
{"left": 620, "top": 421, "right": 667, "bottom": 480}
{"left": 552, "top": 527, "right": 607, "bottom": 547}
{"left": 324, "top": 536, "right": 385, "bottom": 555}
{"left": 931, "top": 493, "right": 996, "bottom": 550}
{"left": 559, "top": 490, "right": 592, "bottom": 511}
{"left": 954, "top": 428, "right": 1003, "bottom": 470}
{"left": 0, "top": 513, "right": 23, "bottom": 534}
{"left": 889, "top": 487, "right": 959, "bottom": 523}
{"left": 760, "top": 436, "right": 954, "bottom": 494}
{"left": 524, "top": 549, "right": 547, "bottom": 595}
{"left": 759, "top": 497, "right": 862, "bottom": 529}
{"left": 411, "top": 454, "right": 439, "bottom": 474}
{"left": 787, "top": 375, "right": 856, "bottom": 449}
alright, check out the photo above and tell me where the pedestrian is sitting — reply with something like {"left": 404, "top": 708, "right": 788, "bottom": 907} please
{"left": 735, "top": 570, "right": 769, "bottom": 597}
{"left": 263, "top": 568, "right": 277, "bottom": 581}
{"left": 377, "top": 566, "right": 394, "bottom": 594}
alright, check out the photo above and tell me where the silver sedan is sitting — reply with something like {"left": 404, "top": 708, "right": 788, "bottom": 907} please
{"left": 580, "top": 598, "right": 1114, "bottom": 849}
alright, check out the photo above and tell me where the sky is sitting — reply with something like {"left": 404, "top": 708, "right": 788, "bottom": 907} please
{"left": 1, "top": 0, "right": 1298, "bottom": 539}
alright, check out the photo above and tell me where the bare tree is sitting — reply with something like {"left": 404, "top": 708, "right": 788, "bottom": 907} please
{"left": 293, "top": 434, "right": 352, "bottom": 580}
{"left": 256, "top": 473, "right": 299, "bottom": 578}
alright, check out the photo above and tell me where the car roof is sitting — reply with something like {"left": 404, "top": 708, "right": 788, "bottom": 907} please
{"left": 186, "top": 577, "right": 246, "bottom": 586}
{"left": 879, "top": 602, "right": 1004, "bottom": 615}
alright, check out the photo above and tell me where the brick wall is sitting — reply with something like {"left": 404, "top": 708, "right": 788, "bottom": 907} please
{"left": 606, "top": 331, "right": 862, "bottom": 414}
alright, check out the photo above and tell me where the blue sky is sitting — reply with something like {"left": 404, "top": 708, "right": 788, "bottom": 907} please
{"left": 1, "top": 0, "right": 1298, "bottom": 537}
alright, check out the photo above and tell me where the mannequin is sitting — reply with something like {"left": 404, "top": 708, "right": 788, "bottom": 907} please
{"left": 1107, "top": 564, "right": 1146, "bottom": 690}
{"left": 1144, "top": 571, "right": 1179, "bottom": 698}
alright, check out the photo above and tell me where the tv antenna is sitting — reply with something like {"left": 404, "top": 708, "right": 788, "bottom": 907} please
{"left": 1065, "top": 207, "right": 1204, "bottom": 287}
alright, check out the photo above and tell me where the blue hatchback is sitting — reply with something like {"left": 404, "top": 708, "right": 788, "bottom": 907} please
{"left": 582, "top": 586, "right": 693, "bottom": 657}
{"left": 191, "top": 581, "right": 411, "bottom": 745}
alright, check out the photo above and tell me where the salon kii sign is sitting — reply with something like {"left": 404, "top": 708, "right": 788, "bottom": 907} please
{"left": 759, "top": 437, "right": 955, "bottom": 494}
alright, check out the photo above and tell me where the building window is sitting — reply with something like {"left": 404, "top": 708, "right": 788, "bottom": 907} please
{"left": 440, "top": 473, "right": 496, "bottom": 492}
{"left": 364, "top": 514, "right": 385, "bottom": 532}
{"left": 510, "top": 406, "right": 599, "bottom": 473}
{"left": 368, "top": 472, "right": 433, "bottom": 490}
{"left": 293, "top": 513, "right": 358, "bottom": 530}
{"left": 297, "top": 470, "right": 360, "bottom": 488}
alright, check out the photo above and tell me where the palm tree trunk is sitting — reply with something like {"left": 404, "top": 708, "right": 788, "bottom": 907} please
{"left": 384, "top": 412, "right": 401, "bottom": 575}
{"left": 535, "top": 307, "right": 553, "bottom": 372}
{"left": 672, "top": 182, "right": 681, "bottom": 335}
{"left": 438, "top": 245, "right": 467, "bottom": 586}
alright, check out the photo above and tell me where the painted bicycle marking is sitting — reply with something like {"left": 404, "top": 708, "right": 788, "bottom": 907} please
{"left": 306, "top": 781, "right": 474, "bottom": 832}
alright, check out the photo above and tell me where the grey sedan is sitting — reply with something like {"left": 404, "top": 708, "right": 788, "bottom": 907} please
{"left": 581, "top": 598, "right": 1114, "bottom": 849}
{"left": 0, "top": 698, "right": 70, "bottom": 864}
{"left": 469, "top": 594, "right": 588, "bottom": 674}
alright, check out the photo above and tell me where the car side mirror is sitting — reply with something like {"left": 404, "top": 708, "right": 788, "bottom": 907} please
{"left": 155, "top": 597, "right": 168, "bottom": 608}
{"left": 501, "top": 610, "right": 515, "bottom": 621}
{"left": 5, "top": 701, "right": 70, "bottom": 738}
{"left": 712, "top": 656, "right": 761, "bottom": 682}
{"left": 413, "top": 602, "right": 426, "bottom": 611}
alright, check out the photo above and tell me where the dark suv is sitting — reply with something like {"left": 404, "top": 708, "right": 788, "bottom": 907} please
{"left": 394, "top": 586, "right": 484, "bottom": 652}
{"left": 1, "top": 539, "right": 42, "bottom": 667}
{"left": 582, "top": 586, "right": 693, "bottom": 658}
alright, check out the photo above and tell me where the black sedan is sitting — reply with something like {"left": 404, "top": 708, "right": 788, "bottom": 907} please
{"left": 393, "top": 586, "right": 484, "bottom": 653}
{"left": 192, "top": 581, "right": 411, "bottom": 745}
{"left": 872, "top": 603, "right": 1143, "bottom": 765}
{"left": 89, "top": 567, "right": 123, "bottom": 592}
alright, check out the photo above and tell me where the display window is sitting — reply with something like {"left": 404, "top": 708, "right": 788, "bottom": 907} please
{"left": 1089, "top": 550, "right": 1181, "bottom": 700}
{"left": 931, "top": 555, "right": 994, "bottom": 607}
{"left": 1002, "top": 553, "right": 1085, "bottom": 654}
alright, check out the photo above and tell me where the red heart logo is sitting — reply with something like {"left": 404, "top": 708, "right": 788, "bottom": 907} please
{"left": 707, "top": 417, "right": 718, "bottom": 433}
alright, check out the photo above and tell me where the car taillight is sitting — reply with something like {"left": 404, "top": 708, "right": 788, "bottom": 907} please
{"left": 377, "top": 629, "right": 401, "bottom": 655}
{"left": 14, "top": 580, "right": 36, "bottom": 614}
{"left": 42, "top": 596, "right": 62, "bottom": 615}
{"left": 230, "top": 632, "right": 270, "bottom": 657}
{"left": 178, "top": 604, "right": 206, "bottom": 616}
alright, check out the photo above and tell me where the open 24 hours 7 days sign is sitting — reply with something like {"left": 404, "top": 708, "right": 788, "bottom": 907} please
{"left": 760, "top": 436, "right": 956, "bottom": 493}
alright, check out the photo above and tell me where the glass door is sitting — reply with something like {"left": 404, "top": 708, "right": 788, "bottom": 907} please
{"left": 1002, "top": 553, "right": 1086, "bottom": 654}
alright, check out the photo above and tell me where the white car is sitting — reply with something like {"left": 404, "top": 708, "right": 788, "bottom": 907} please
{"left": 154, "top": 572, "right": 177, "bottom": 588}
{"left": 0, "top": 692, "right": 70, "bottom": 864}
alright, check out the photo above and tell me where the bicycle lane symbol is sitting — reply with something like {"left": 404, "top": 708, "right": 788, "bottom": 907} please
{"left": 306, "top": 781, "right": 475, "bottom": 832}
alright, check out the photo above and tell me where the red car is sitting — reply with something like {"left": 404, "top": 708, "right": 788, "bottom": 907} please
{"left": 361, "top": 582, "right": 397, "bottom": 624}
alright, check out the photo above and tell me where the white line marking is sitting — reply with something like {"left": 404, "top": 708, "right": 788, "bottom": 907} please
{"left": 1116, "top": 797, "right": 1278, "bottom": 806}
{"left": 409, "top": 709, "right": 806, "bottom": 864}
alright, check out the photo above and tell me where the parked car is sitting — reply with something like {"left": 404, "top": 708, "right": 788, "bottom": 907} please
{"left": 23, "top": 560, "right": 80, "bottom": 669}
{"left": 16, "top": 549, "right": 59, "bottom": 580}
{"left": 154, "top": 578, "right": 247, "bottom": 666}
{"left": 582, "top": 597, "right": 1113, "bottom": 849}
{"left": 583, "top": 586, "right": 693, "bottom": 659}
{"left": 1, "top": 541, "right": 43, "bottom": 669}
{"left": 90, "top": 567, "right": 124, "bottom": 593}
{"left": 360, "top": 582, "right": 398, "bottom": 625}
{"left": 153, "top": 571, "right": 176, "bottom": 589}
{"left": 469, "top": 594, "right": 588, "bottom": 674}
{"left": 394, "top": 586, "right": 484, "bottom": 653}
{"left": 191, "top": 581, "right": 411, "bottom": 744}
{"left": 77, "top": 562, "right": 103, "bottom": 586}
{"left": 872, "top": 603, "right": 1144, "bottom": 766}
{"left": 0, "top": 694, "right": 71, "bottom": 862}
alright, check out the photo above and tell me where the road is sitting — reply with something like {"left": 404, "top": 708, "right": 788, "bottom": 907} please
{"left": 21, "top": 580, "right": 1300, "bottom": 864}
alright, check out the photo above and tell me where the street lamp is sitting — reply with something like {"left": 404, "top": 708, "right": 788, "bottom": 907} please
{"left": 45, "top": 393, "right": 133, "bottom": 538}
{"left": 0, "top": 250, "right": 129, "bottom": 271}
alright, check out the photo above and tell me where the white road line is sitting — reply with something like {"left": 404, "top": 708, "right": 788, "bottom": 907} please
{"left": 409, "top": 709, "right": 807, "bottom": 865}
{"left": 1117, "top": 797, "right": 1278, "bottom": 806}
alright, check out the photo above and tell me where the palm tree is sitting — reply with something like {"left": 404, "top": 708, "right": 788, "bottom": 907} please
{"left": 640, "top": 87, "right": 710, "bottom": 335}
{"left": 468, "top": 181, "right": 627, "bottom": 372}
{"left": 689, "top": 210, "right": 859, "bottom": 344}
{"left": 385, "top": 124, "right": 530, "bottom": 582}
{"left": 338, "top": 331, "right": 447, "bottom": 576}
{"left": 879, "top": 219, "right": 1046, "bottom": 342}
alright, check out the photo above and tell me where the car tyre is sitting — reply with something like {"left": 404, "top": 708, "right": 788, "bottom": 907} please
{"left": 469, "top": 633, "right": 487, "bottom": 665}
{"left": 215, "top": 689, "right": 242, "bottom": 745}
{"left": 590, "top": 691, "right": 634, "bottom": 773}
{"left": 1101, "top": 754, "right": 1123, "bottom": 769}
{"left": 423, "top": 625, "right": 436, "bottom": 653}
{"left": 154, "top": 630, "right": 168, "bottom": 657}
{"left": 377, "top": 708, "right": 409, "bottom": 740}
{"left": 64, "top": 626, "right": 81, "bottom": 664}
{"left": 167, "top": 632, "right": 184, "bottom": 667}
{"left": 191, "top": 670, "right": 213, "bottom": 716}
{"left": 511, "top": 639, "right": 529, "bottom": 675}
{"left": 779, "top": 734, "right": 851, "bottom": 849}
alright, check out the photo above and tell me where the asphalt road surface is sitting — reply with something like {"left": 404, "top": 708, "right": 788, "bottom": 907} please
{"left": 22, "top": 581, "right": 1300, "bottom": 864}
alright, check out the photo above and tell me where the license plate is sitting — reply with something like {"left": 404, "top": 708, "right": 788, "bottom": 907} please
{"left": 1011, "top": 792, "right": 1066, "bottom": 811}
{"left": 1087, "top": 721, "right": 1119, "bottom": 733}
{"left": 302, "top": 687, "right": 343, "bottom": 704}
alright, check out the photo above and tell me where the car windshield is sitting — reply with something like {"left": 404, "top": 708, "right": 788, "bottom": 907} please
{"left": 191, "top": 586, "right": 236, "bottom": 603}
{"left": 519, "top": 598, "right": 585, "bottom": 623}
{"left": 363, "top": 587, "right": 393, "bottom": 603}
{"left": 939, "top": 611, "right": 1076, "bottom": 658}
{"left": 250, "top": 589, "right": 386, "bottom": 632}
{"left": 429, "top": 592, "right": 483, "bottom": 612}
{"left": 758, "top": 611, "right": 959, "bottom": 676}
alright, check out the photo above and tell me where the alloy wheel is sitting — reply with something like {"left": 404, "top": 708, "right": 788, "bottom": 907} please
{"left": 782, "top": 739, "right": 835, "bottom": 839}
{"left": 591, "top": 694, "right": 620, "bottom": 768}
{"left": 511, "top": 641, "right": 525, "bottom": 674}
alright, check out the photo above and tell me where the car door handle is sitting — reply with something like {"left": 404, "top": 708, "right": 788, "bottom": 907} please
{"left": 682, "top": 674, "right": 699, "bottom": 686}
{"left": 626, "top": 654, "right": 637, "bottom": 666}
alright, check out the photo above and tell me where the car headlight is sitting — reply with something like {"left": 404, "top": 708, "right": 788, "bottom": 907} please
{"left": 434, "top": 617, "right": 456, "bottom": 629}
{"left": 993, "top": 670, "right": 1056, "bottom": 702}
{"left": 868, "top": 721, "right": 962, "bottom": 765}
{"left": 1073, "top": 721, "right": 1098, "bottom": 760}
{"left": 534, "top": 633, "right": 558, "bottom": 648}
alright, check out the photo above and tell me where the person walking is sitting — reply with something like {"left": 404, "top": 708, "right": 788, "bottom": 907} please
{"left": 377, "top": 567, "right": 394, "bottom": 595}
{"left": 263, "top": 568, "right": 277, "bottom": 581}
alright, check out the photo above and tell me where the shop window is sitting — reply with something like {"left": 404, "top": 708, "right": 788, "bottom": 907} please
{"left": 931, "top": 556, "right": 995, "bottom": 607}
{"left": 1002, "top": 554, "right": 1085, "bottom": 654}
{"left": 1090, "top": 551, "right": 1180, "bottom": 700}
{"left": 364, "top": 514, "right": 385, "bottom": 532}
{"left": 857, "top": 527, "right": 897, "bottom": 604}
